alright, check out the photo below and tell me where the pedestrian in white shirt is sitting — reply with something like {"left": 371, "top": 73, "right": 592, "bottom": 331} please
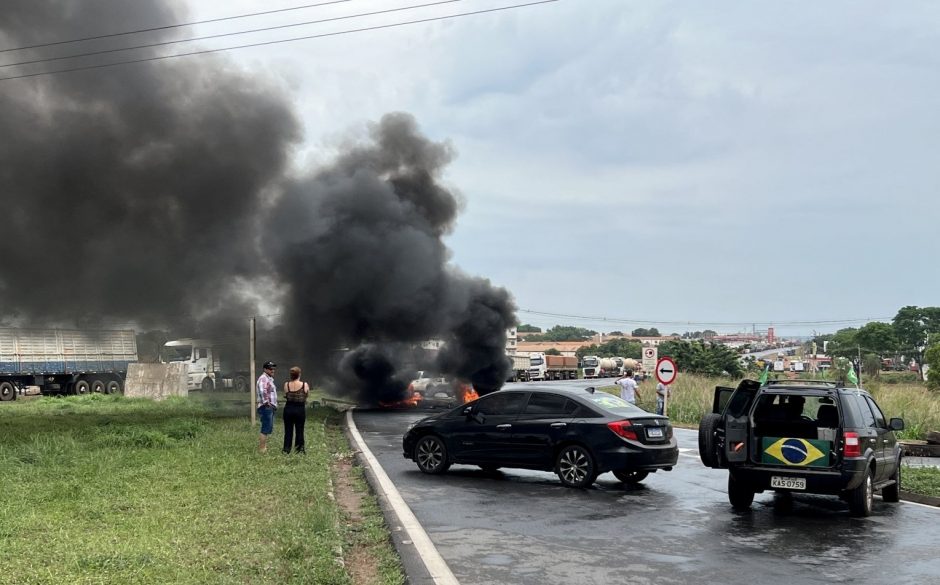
{"left": 615, "top": 370, "right": 641, "bottom": 404}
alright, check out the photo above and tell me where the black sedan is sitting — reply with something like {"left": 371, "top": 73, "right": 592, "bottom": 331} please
{"left": 402, "top": 386, "right": 678, "bottom": 488}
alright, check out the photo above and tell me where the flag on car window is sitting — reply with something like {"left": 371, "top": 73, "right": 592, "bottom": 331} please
{"left": 846, "top": 363, "right": 859, "bottom": 386}
{"left": 758, "top": 364, "right": 769, "bottom": 385}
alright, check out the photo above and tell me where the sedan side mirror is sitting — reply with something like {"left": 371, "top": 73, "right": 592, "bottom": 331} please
{"left": 889, "top": 418, "right": 905, "bottom": 431}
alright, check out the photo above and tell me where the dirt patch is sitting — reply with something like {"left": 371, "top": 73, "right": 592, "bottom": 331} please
{"left": 332, "top": 454, "right": 383, "bottom": 585}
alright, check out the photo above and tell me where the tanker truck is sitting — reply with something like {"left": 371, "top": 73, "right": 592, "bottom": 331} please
{"left": 528, "top": 352, "right": 578, "bottom": 381}
{"left": 581, "top": 355, "right": 622, "bottom": 378}
{"left": 0, "top": 327, "right": 138, "bottom": 399}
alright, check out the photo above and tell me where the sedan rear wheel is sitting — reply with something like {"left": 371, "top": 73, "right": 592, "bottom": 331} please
{"left": 556, "top": 445, "right": 597, "bottom": 488}
{"left": 415, "top": 435, "right": 450, "bottom": 475}
{"left": 613, "top": 470, "right": 649, "bottom": 484}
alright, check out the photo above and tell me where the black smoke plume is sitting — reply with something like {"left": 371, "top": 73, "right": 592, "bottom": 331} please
{"left": 0, "top": 1, "right": 515, "bottom": 401}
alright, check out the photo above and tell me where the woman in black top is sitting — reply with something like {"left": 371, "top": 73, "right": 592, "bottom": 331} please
{"left": 282, "top": 366, "right": 309, "bottom": 454}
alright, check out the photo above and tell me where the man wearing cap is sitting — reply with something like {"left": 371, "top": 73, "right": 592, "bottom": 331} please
{"left": 257, "top": 361, "right": 278, "bottom": 453}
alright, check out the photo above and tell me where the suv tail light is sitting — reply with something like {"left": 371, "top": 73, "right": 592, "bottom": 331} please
{"left": 844, "top": 432, "right": 861, "bottom": 457}
{"left": 607, "top": 420, "right": 638, "bottom": 441}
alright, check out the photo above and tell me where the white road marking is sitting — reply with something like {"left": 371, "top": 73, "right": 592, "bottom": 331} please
{"left": 346, "top": 409, "right": 460, "bottom": 585}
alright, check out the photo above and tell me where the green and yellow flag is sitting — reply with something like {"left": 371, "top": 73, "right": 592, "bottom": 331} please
{"left": 761, "top": 437, "right": 830, "bottom": 467}
{"left": 846, "top": 363, "right": 859, "bottom": 386}
{"left": 758, "top": 364, "right": 770, "bottom": 385}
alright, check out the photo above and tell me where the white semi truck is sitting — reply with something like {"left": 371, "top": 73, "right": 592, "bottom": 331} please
{"left": 161, "top": 339, "right": 250, "bottom": 392}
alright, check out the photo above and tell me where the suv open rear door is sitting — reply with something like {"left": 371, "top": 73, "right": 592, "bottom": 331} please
{"left": 723, "top": 380, "right": 760, "bottom": 463}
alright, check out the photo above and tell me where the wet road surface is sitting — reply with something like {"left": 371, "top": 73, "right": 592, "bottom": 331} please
{"left": 353, "top": 381, "right": 940, "bottom": 585}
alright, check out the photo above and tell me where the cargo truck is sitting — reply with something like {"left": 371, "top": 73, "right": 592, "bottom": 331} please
{"left": 528, "top": 352, "right": 578, "bottom": 381}
{"left": 0, "top": 327, "right": 138, "bottom": 400}
{"left": 160, "top": 338, "right": 250, "bottom": 392}
{"left": 506, "top": 353, "right": 531, "bottom": 382}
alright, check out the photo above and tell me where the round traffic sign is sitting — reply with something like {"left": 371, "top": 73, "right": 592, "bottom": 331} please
{"left": 655, "top": 357, "right": 678, "bottom": 385}
{"left": 643, "top": 348, "right": 656, "bottom": 359}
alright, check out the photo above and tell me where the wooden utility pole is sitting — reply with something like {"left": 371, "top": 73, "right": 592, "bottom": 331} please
{"left": 250, "top": 317, "right": 256, "bottom": 425}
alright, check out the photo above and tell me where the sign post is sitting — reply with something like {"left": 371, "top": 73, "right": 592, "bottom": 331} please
{"left": 655, "top": 357, "right": 678, "bottom": 416}
{"left": 642, "top": 346, "right": 658, "bottom": 379}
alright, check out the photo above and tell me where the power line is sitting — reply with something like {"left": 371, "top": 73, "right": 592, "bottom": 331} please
{"left": 1, "top": 0, "right": 468, "bottom": 70}
{"left": 0, "top": 0, "right": 559, "bottom": 83}
{"left": 0, "top": 0, "right": 359, "bottom": 54}
{"left": 517, "top": 308, "right": 893, "bottom": 328}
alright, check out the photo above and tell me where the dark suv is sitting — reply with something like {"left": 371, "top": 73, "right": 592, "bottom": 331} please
{"left": 698, "top": 379, "right": 904, "bottom": 516}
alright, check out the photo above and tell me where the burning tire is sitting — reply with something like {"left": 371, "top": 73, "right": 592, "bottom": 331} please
{"left": 555, "top": 444, "right": 597, "bottom": 488}
{"left": 415, "top": 435, "right": 450, "bottom": 475}
{"left": 613, "top": 470, "right": 649, "bottom": 484}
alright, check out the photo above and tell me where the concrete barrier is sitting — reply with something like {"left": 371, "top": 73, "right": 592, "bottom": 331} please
{"left": 124, "top": 363, "right": 188, "bottom": 400}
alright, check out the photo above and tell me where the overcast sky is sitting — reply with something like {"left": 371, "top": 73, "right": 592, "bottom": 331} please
{"left": 180, "top": 0, "right": 938, "bottom": 336}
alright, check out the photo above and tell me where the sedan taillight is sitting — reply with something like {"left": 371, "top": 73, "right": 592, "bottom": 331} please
{"left": 607, "top": 420, "right": 638, "bottom": 441}
{"left": 844, "top": 432, "right": 861, "bottom": 457}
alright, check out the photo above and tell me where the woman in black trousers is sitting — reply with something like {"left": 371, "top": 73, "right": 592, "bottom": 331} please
{"left": 282, "top": 366, "right": 309, "bottom": 453}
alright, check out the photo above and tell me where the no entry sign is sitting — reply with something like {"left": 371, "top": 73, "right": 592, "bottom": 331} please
{"left": 655, "top": 357, "right": 678, "bottom": 385}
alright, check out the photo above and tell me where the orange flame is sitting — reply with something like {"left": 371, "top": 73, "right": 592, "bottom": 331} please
{"left": 378, "top": 384, "right": 423, "bottom": 409}
{"left": 456, "top": 382, "right": 479, "bottom": 404}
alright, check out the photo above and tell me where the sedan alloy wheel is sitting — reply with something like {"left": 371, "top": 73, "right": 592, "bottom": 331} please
{"left": 415, "top": 435, "right": 450, "bottom": 475}
{"left": 556, "top": 445, "right": 597, "bottom": 488}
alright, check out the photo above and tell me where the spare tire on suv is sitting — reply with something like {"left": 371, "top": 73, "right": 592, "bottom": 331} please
{"left": 699, "top": 379, "right": 905, "bottom": 517}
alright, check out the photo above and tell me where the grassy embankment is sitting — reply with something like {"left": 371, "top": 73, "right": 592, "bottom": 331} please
{"left": 0, "top": 393, "right": 403, "bottom": 585}
{"left": 600, "top": 374, "right": 940, "bottom": 497}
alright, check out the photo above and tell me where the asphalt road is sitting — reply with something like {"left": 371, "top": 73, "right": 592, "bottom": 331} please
{"left": 352, "top": 380, "right": 940, "bottom": 585}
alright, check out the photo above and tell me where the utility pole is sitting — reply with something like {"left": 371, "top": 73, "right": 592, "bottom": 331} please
{"left": 857, "top": 345, "right": 862, "bottom": 387}
{"left": 250, "top": 317, "right": 256, "bottom": 425}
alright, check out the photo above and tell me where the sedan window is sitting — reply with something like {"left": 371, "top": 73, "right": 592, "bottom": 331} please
{"left": 476, "top": 392, "right": 527, "bottom": 416}
{"left": 523, "top": 393, "right": 569, "bottom": 415}
{"left": 583, "top": 392, "right": 645, "bottom": 415}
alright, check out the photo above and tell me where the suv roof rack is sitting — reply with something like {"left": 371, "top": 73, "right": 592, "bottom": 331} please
{"left": 764, "top": 379, "right": 838, "bottom": 388}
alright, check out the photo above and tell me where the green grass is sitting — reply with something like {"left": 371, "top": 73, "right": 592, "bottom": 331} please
{"left": 902, "top": 466, "right": 940, "bottom": 498}
{"left": 0, "top": 393, "right": 403, "bottom": 585}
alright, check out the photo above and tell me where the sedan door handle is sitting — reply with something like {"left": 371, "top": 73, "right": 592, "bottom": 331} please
{"left": 551, "top": 422, "right": 567, "bottom": 428}
{"left": 496, "top": 424, "right": 512, "bottom": 431}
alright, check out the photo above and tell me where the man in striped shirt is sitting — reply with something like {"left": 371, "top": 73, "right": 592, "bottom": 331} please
{"left": 257, "top": 361, "right": 278, "bottom": 453}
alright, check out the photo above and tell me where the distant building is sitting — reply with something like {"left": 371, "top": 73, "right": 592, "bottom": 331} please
{"left": 506, "top": 327, "right": 518, "bottom": 355}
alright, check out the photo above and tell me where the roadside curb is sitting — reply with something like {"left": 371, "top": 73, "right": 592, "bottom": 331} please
{"left": 899, "top": 490, "right": 940, "bottom": 507}
{"left": 343, "top": 409, "right": 460, "bottom": 585}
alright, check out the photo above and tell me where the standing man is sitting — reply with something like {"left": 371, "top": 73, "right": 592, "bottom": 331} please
{"left": 655, "top": 380, "right": 671, "bottom": 416}
{"left": 257, "top": 361, "right": 278, "bottom": 453}
{"left": 615, "top": 369, "right": 641, "bottom": 405}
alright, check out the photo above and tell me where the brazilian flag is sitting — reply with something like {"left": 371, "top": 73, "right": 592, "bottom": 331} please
{"left": 761, "top": 437, "right": 830, "bottom": 467}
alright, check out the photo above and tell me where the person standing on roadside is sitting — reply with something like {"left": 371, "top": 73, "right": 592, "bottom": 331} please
{"left": 656, "top": 381, "right": 671, "bottom": 416}
{"left": 256, "top": 361, "right": 278, "bottom": 453}
{"left": 282, "top": 366, "right": 309, "bottom": 454}
{"left": 615, "top": 369, "right": 641, "bottom": 405}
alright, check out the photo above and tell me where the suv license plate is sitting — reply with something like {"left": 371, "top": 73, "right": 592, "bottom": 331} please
{"left": 771, "top": 476, "right": 806, "bottom": 490}
{"left": 647, "top": 428, "right": 664, "bottom": 438}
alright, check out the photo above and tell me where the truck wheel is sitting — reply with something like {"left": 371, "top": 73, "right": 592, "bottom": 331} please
{"left": 728, "top": 474, "right": 754, "bottom": 510}
{"left": 201, "top": 377, "right": 214, "bottom": 392}
{"left": 106, "top": 380, "right": 122, "bottom": 395}
{"left": 91, "top": 379, "right": 106, "bottom": 394}
{"left": 73, "top": 380, "right": 90, "bottom": 395}
{"left": 0, "top": 381, "right": 15, "bottom": 401}
{"left": 698, "top": 413, "right": 722, "bottom": 468}
{"left": 234, "top": 376, "right": 249, "bottom": 392}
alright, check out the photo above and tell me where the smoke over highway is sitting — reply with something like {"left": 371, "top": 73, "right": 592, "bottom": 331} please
{"left": 0, "top": 1, "right": 514, "bottom": 400}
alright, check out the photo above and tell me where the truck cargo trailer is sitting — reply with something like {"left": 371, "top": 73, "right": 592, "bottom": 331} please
{"left": 0, "top": 328, "right": 138, "bottom": 400}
